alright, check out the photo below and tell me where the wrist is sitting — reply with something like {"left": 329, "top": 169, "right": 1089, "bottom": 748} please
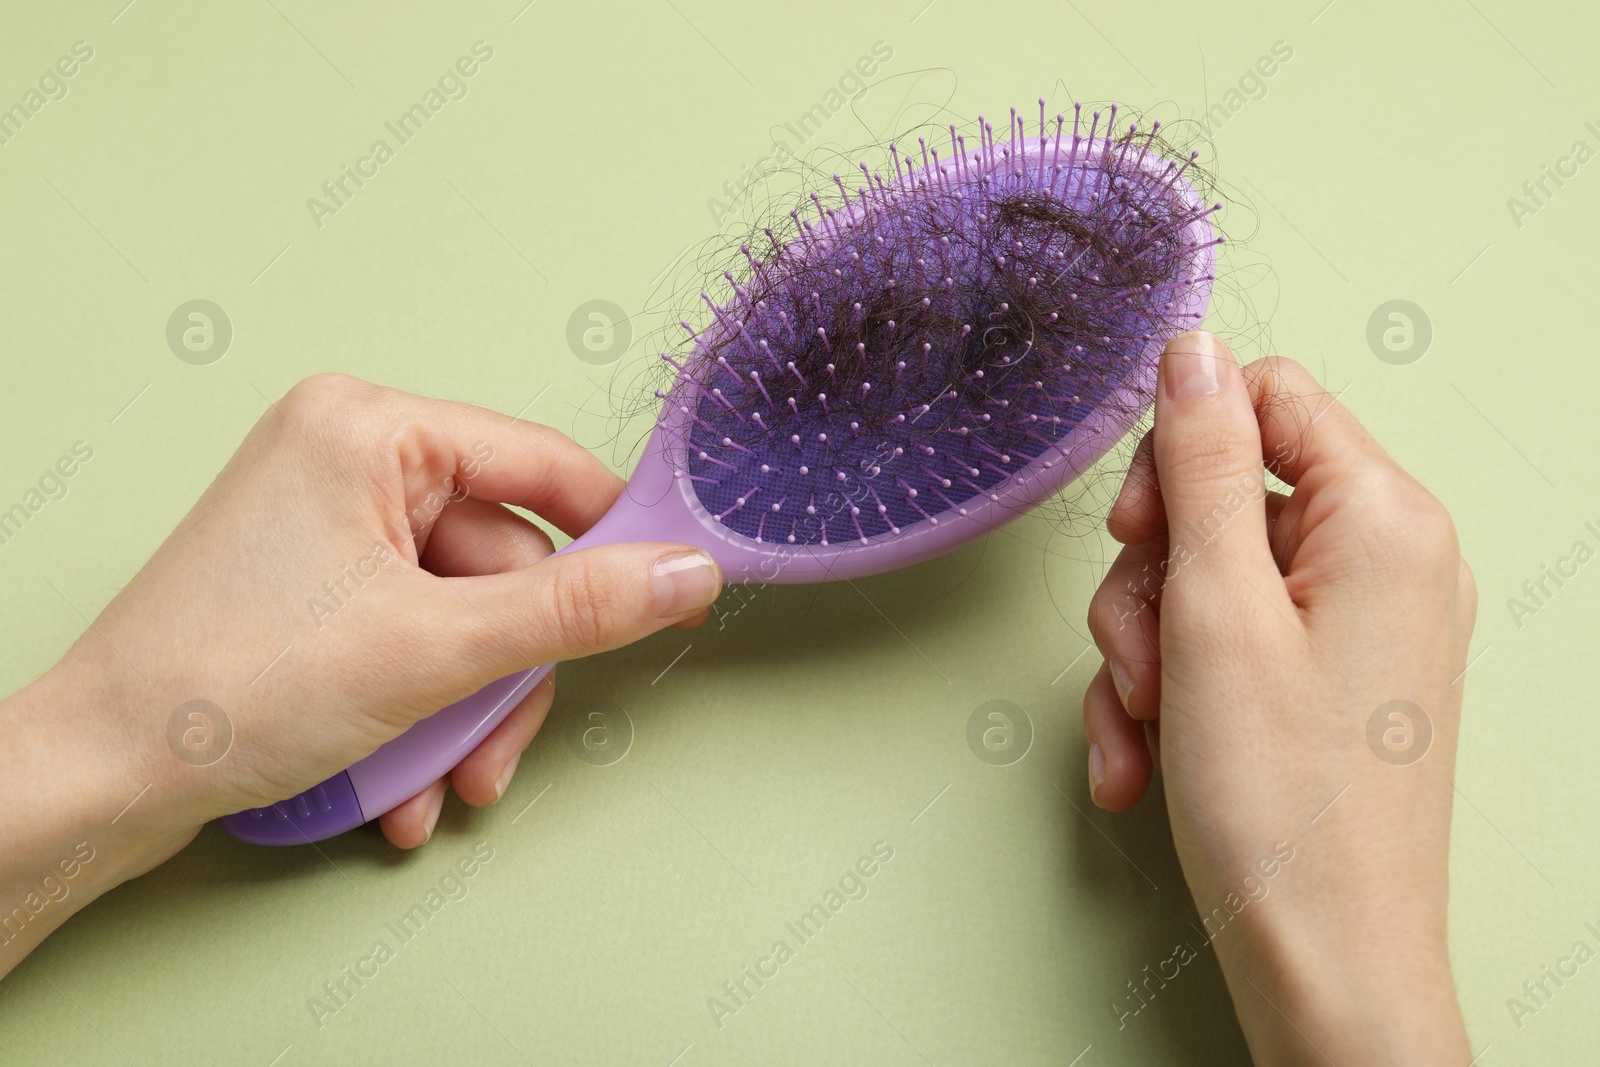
{"left": 0, "top": 654, "right": 196, "bottom": 975}
{"left": 1211, "top": 890, "right": 1468, "bottom": 1064}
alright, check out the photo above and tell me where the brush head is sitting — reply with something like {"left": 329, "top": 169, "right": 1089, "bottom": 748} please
{"left": 652, "top": 103, "right": 1218, "bottom": 556}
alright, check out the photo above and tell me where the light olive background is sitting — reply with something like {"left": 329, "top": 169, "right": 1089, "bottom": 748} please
{"left": 0, "top": 1, "right": 1594, "bottom": 1063}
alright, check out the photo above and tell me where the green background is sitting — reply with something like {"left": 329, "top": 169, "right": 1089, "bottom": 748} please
{"left": 0, "top": 0, "right": 1594, "bottom": 1063}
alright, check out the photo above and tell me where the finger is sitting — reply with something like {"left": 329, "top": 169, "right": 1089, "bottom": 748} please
{"left": 326, "top": 378, "right": 628, "bottom": 539}
{"left": 416, "top": 495, "right": 561, "bottom": 796}
{"left": 1151, "top": 331, "right": 1282, "bottom": 599}
{"left": 1120, "top": 463, "right": 1292, "bottom": 575}
{"left": 421, "top": 497, "right": 556, "bottom": 578}
{"left": 432, "top": 543, "right": 724, "bottom": 683}
{"left": 1082, "top": 662, "right": 1153, "bottom": 811}
{"left": 1243, "top": 356, "right": 1393, "bottom": 491}
{"left": 1246, "top": 357, "right": 1462, "bottom": 611}
{"left": 1118, "top": 460, "right": 1292, "bottom": 578}
{"left": 1108, "top": 430, "right": 1164, "bottom": 545}
{"left": 406, "top": 405, "right": 623, "bottom": 539}
{"left": 1114, "top": 433, "right": 1293, "bottom": 572}
{"left": 379, "top": 776, "right": 448, "bottom": 849}
{"left": 451, "top": 672, "right": 555, "bottom": 806}
{"left": 1263, "top": 489, "right": 1293, "bottom": 573}
{"left": 1086, "top": 540, "right": 1166, "bottom": 721}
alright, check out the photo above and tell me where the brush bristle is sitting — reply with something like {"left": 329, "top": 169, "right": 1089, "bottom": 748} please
{"left": 660, "top": 104, "right": 1219, "bottom": 546}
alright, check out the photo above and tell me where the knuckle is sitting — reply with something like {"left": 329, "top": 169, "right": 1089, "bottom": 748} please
{"left": 1162, "top": 425, "right": 1256, "bottom": 490}
{"left": 280, "top": 372, "right": 364, "bottom": 414}
{"left": 1412, "top": 496, "right": 1459, "bottom": 556}
{"left": 1085, "top": 587, "right": 1116, "bottom": 648}
{"left": 1088, "top": 579, "right": 1153, "bottom": 647}
{"left": 279, "top": 373, "right": 384, "bottom": 439}
{"left": 549, "top": 562, "right": 620, "bottom": 650}
{"left": 1355, "top": 471, "right": 1459, "bottom": 572}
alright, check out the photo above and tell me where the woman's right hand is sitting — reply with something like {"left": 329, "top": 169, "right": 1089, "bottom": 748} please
{"left": 1083, "top": 332, "right": 1477, "bottom": 1063}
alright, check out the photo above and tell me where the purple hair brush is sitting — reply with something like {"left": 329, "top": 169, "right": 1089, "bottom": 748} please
{"left": 222, "top": 102, "right": 1219, "bottom": 844}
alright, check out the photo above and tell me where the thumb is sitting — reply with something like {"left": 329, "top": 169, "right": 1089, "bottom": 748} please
{"left": 1150, "top": 331, "right": 1280, "bottom": 601}
{"left": 437, "top": 542, "right": 722, "bottom": 676}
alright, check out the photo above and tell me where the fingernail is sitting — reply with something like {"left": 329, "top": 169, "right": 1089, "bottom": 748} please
{"left": 652, "top": 549, "right": 722, "bottom": 618}
{"left": 1109, "top": 658, "right": 1136, "bottom": 709}
{"left": 1089, "top": 742, "right": 1107, "bottom": 801}
{"left": 1162, "top": 331, "right": 1227, "bottom": 400}
{"left": 494, "top": 751, "right": 521, "bottom": 800}
{"left": 422, "top": 789, "right": 444, "bottom": 841}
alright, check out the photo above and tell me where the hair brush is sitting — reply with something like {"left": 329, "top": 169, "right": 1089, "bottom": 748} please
{"left": 222, "top": 101, "right": 1219, "bottom": 844}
